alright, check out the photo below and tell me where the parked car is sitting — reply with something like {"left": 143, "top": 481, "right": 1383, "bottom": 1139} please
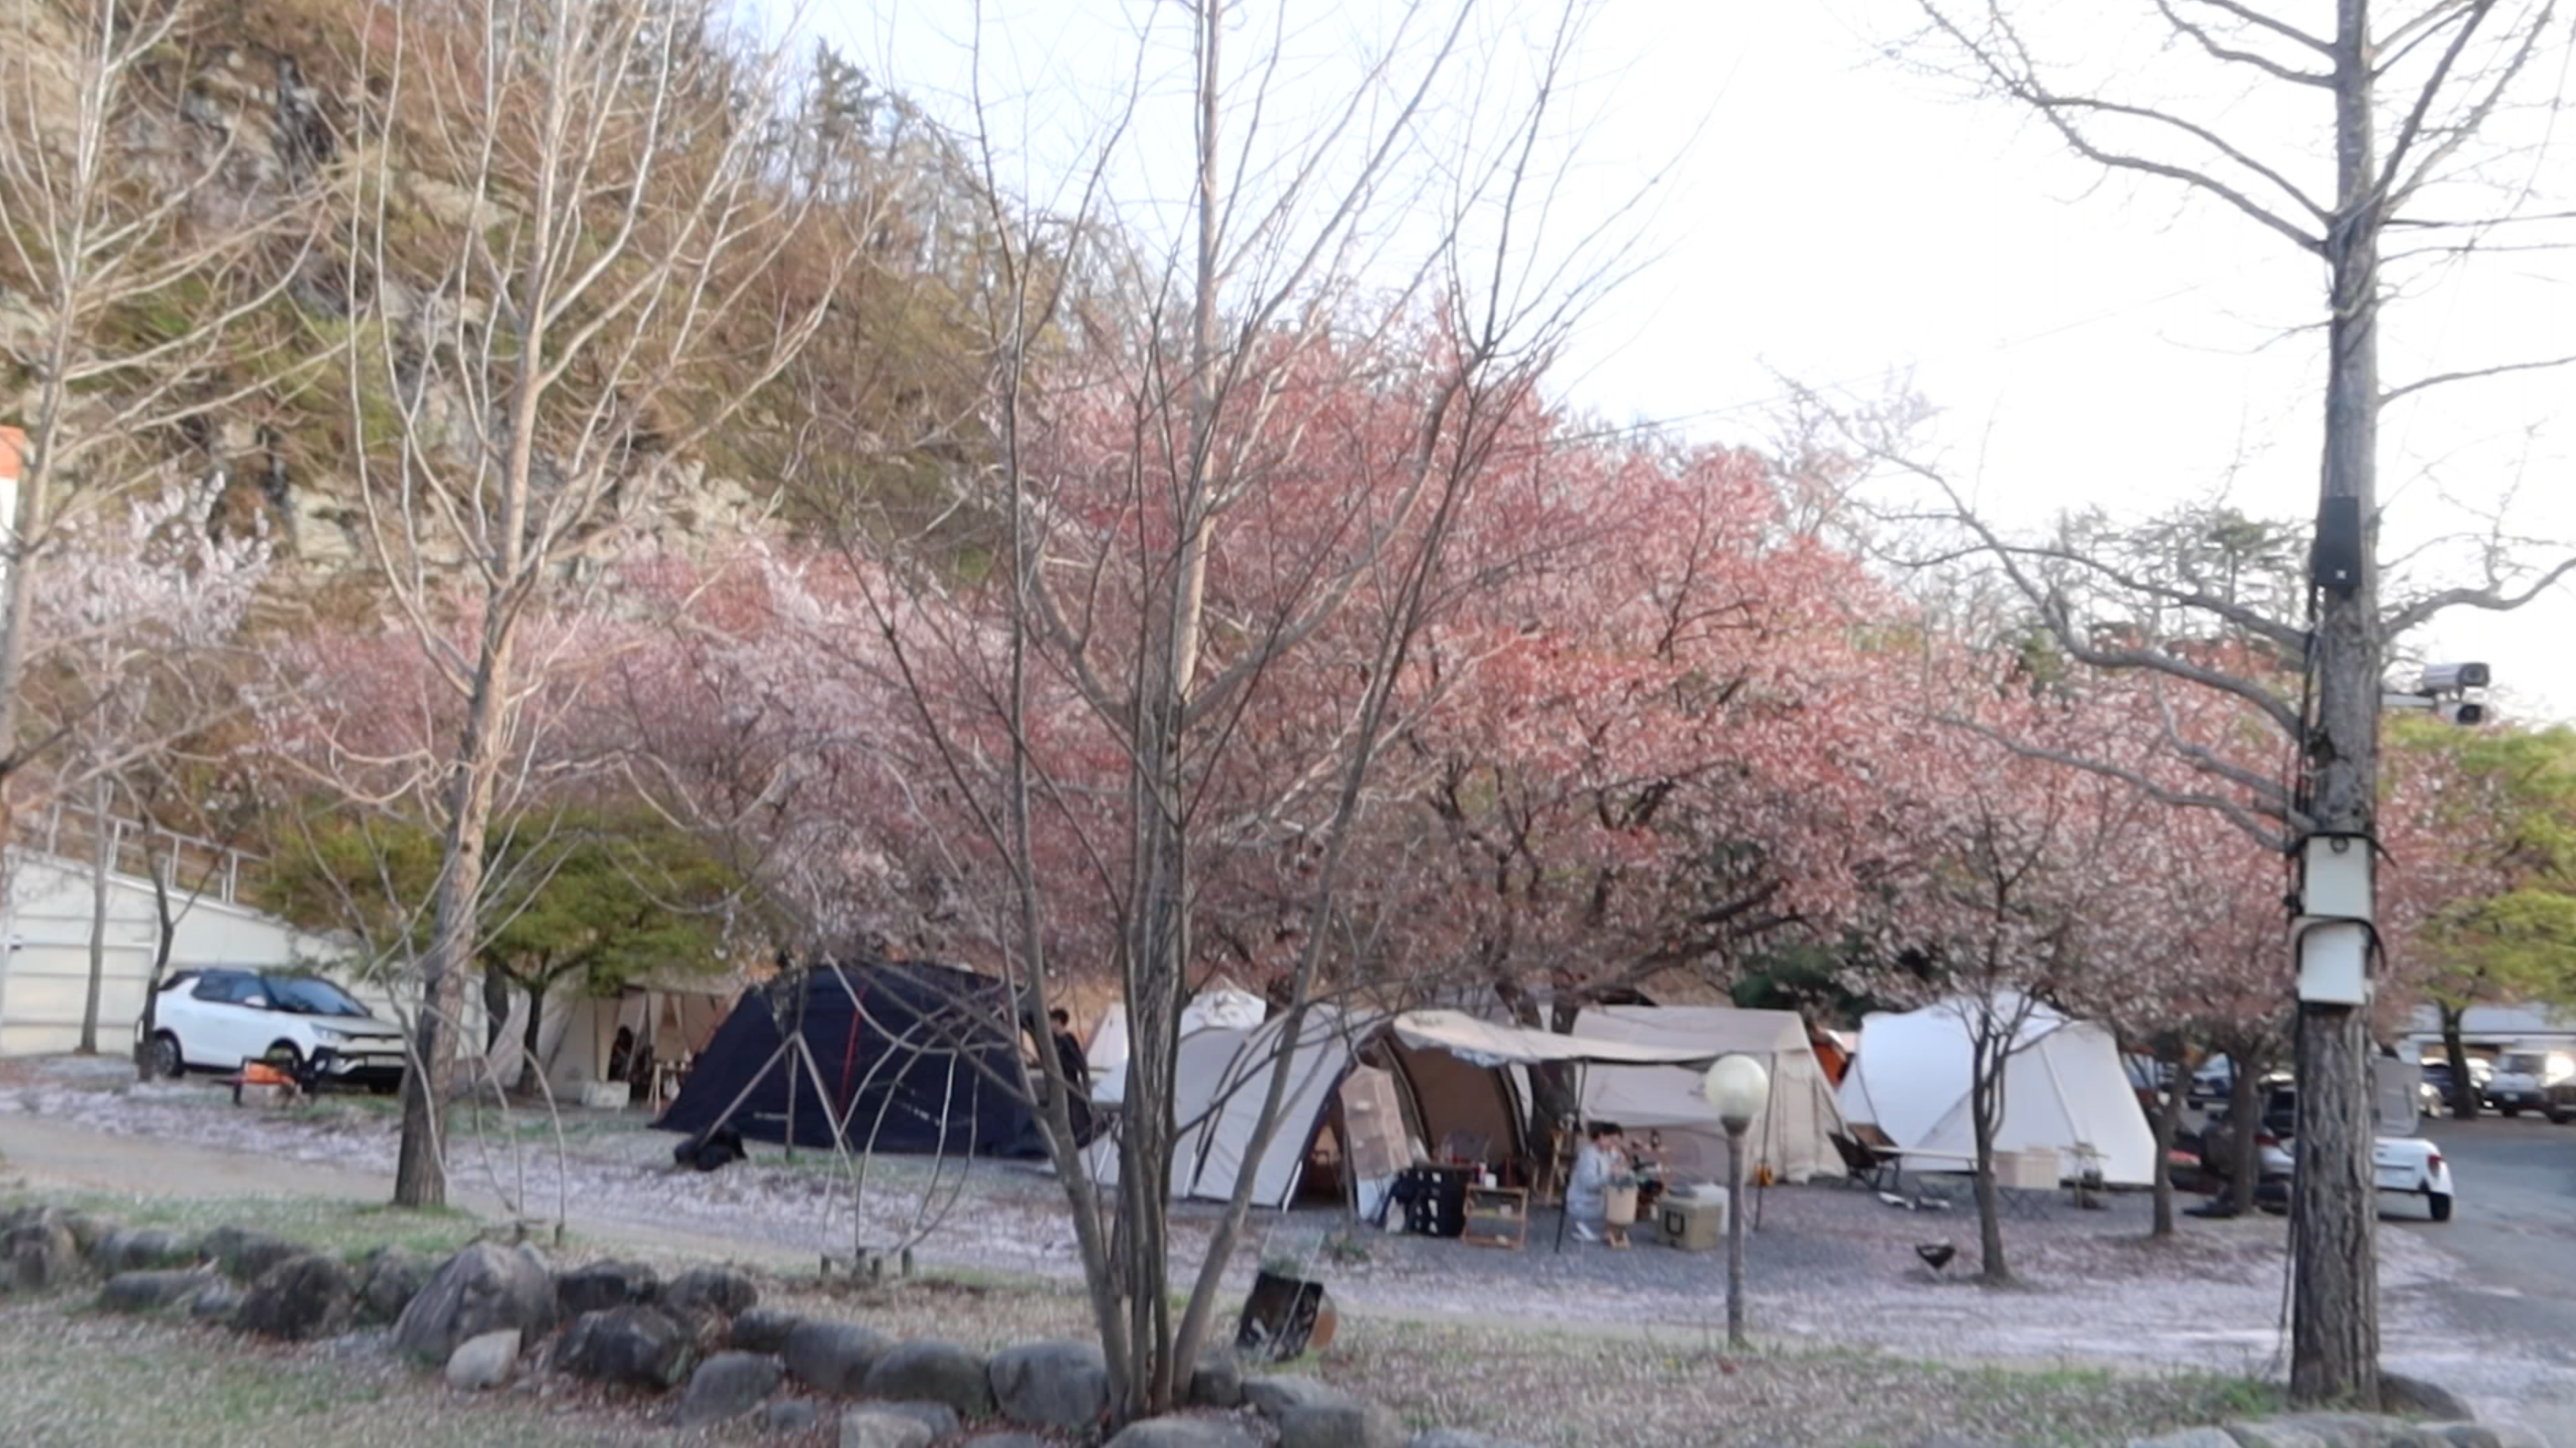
{"left": 2243, "top": 1084, "right": 2455, "bottom": 1222}
{"left": 2547, "top": 1075, "right": 2576, "bottom": 1125}
{"left": 2484, "top": 1050, "right": 2556, "bottom": 1116}
{"left": 138, "top": 968, "right": 407, "bottom": 1092}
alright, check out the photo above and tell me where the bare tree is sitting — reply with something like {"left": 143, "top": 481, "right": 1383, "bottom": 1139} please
{"left": 1867, "top": 0, "right": 2572, "bottom": 1403}
{"left": 0, "top": 0, "right": 312, "bottom": 834}
{"left": 326, "top": 0, "right": 845, "bottom": 1207}
{"left": 717, "top": 0, "right": 1660, "bottom": 1420}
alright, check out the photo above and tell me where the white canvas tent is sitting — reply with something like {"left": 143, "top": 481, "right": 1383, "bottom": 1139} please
{"left": 536, "top": 984, "right": 732, "bottom": 1100}
{"left": 1568, "top": 1006, "right": 1850, "bottom": 1184}
{"left": 1086, "top": 985, "right": 1268, "bottom": 1105}
{"left": 1837, "top": 996, "right": 2157, "bottom": 1186}
{"left": 1089, "top": 1008, "right": 1558, "bottom": 1213}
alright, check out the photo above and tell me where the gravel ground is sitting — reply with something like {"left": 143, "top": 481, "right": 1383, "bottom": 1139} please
{"left": 4, "top": 1055, "right": 2565, "bottom": 1439}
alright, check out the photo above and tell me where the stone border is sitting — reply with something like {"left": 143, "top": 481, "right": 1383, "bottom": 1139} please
{"left": 8, "top": 1200, "right": 2521, "bottom": 1448}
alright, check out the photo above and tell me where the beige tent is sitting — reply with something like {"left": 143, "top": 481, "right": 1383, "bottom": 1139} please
{"left": 539, "top": 985, "right": 733, "bottom": 1102}
{"left": 1569, "top": 1006, "right": 1851, "bottom": 1184}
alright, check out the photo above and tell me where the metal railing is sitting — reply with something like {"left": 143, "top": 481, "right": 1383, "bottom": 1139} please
{"left": 9, "top": 802, "right": 264, "bottom": 906}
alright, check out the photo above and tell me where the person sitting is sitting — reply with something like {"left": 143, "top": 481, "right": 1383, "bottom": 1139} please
{"left": 1566, "top": 1120, "right": 1628, "bottom": 1245}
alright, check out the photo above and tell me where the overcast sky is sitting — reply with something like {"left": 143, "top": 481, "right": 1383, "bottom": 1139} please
{"left": 795, "top": 0, "right": 2576, "bottom": 719}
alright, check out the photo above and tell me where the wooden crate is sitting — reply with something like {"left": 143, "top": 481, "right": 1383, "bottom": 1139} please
{"left": 1461, "top": 1184, "right": 1529, "bottom": 1249}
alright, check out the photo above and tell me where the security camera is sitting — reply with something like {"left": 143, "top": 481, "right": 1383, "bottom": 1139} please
{"left": 2418, "top": 662, "right": 2491, "bottom": 693}
{"left": 2437, "top": 698, "right": 2488, "bottom": 726}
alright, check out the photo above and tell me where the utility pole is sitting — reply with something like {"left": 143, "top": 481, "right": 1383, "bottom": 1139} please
{"left": 2287, "top": 0, "right": 2384, "bottom": 1409}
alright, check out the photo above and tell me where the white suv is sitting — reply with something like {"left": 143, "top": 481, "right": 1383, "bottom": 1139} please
{"left": 139, "top": 968, "right": 408, "bottom": 1092}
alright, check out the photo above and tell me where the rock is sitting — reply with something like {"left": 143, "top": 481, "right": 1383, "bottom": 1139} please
{"left": 2384, "top": 1376, "right": 2477, "bottom": 1422}
{"left": 872, "top": 1402, "right": 963, "bottom": 1439}
{"left": 2264, "top": 1414, "right": 2440, "bottom": 1448}
{"left": 444, "top": 1329, "right": 522, "bottom": 1391}
{"left": 731, "top": 1306, "right": 803, "bottom": 1354}
{"left": 675, "top": 1351, "right": 785, "bottom": 1427}
{"left": 2434, "top": 1429, "right": 2503, "bottom": 1448}
{"left": 1244, "top": 1375, "right": 1357, "bottom": 1420}
{"left": 664, "top": 1265, "right": 759, "bottom": 1319}
{"left": 201, "top": 1226, "right": 303, "bottom": 1283}
{"left": 560, "top": 1305, "right": 695, "bottom": 1391}
{"left": 783, "top": 1319, "right": 893, "bottom": 1395}
{"left": 839, "top": 1407, "right": 936, "bottom": 1448}
{"left": 558, "top": 1259, "right": 663, "bottom": 1317}
{"left": 394, "top": 1243, "right": 559, "bottom": 1363}
{"left": 761, "top": 1400, "right": 822, "bottom": 1434}
{"left": 100, "top": 1268, "right": 213, "bottom": 1312}
{"left": 2128, "top": 1432, "right": 2246, "bottom": 1448}
{"left": 863, "top": 1339, "right": 994, "bottom": 1419}
{"left": 1412, "top": 1434, "right": 1537, "bottom": 1448}
{"left": 356, "top": 1246, "right": 435, "bottom": 1326}
{"left": 92, "top": 1227, "right": 196, "bottom": 1275}
{"left": 233, "top": 1254, "right": 357, "bottom": 1341}
{"left": 61, "top": 1212, "right": 120, "bottom": 1252}
{"left": 1104, "top": 1419, "right": 1260, "bottom": 1448}
{"left": 2225, "top": 1424, "right": 2334, "bottom": 1448}
{"left": 1281, "top": 1398, "right": 1406, "bottom": 1448}
{"left": 965, "top": 1435, "right": 1050, "bottom": 1448}
{"left": 189, "top": 1280, "right": 243, "bottom": 1320}
{"left": 1189, "top": 1351, "right": 1244, "bottom": 1409}
{"left": 989, "top": 1339, "right": 1109, "bottom": 1429}
{"left": 3, "top": 1215, "right": 83, "bottom": 1292}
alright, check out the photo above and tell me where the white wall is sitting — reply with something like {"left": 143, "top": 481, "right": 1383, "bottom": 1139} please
{"left": 0, "top": 844, "right": 483, "bottom": 1059}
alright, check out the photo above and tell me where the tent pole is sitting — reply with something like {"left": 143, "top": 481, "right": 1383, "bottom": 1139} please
{"left": 783, "top": 969, "right": 811, "bottom": 1164}
{"left": 1553, "top": 1060, "right": 1588, "bottom": 1255}
{"left": 689, "top": 1031, "right": 799, "bottom": 1147}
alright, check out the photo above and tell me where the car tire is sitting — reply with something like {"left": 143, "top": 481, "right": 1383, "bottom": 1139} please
{"left": 368, "top": 1078, "right": 402, "bottom": 1097}
{"left": 2499, "top": 1104, "right": 2521, "bottom": 1118}
{"left": 263, "top": 1041, "right": 304, "bottom": 1073}
{"left": 148, "top": 1032, "right": 184, "bottom": 1080}
{"left": 2427, "top": 1191, "right": 2453, "bottom": 1223}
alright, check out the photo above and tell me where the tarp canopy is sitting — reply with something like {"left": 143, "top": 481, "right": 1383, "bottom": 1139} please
{"left": 1837, "top": 995, "right": 2158, "bottom": 1185}
{"left": 1390, "top": 1010, "right": 1723, "bottom": 1068}
{"left": 656, "top": 960, "right": 1042, "bottom": 1157}
{"left": 1569, "top": 1006, "right": 1853, "bottom": 1184}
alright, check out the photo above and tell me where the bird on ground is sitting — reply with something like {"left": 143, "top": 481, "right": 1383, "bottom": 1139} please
{"left": 1915, "top": 1241, "right": 1957, "bottom": 1275}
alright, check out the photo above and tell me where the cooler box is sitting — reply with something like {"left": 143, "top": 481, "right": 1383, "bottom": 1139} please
{"left": 1657, "top": 1192, "right": 1727, "bottom": 1251}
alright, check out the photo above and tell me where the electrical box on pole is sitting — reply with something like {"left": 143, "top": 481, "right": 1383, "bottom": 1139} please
{"left": 2294, "top": 833, "right": 2374, "bottom": 1007}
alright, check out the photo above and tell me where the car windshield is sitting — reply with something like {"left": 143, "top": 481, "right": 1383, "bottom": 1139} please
{"left": 259, "top": 976, "right": 372, "bottom": 1019}
{"left": 2501, "top": 1053, "right": 2548, "bottom": 1076}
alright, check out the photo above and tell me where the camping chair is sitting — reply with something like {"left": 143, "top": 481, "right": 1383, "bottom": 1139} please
{"left": 1831, "top": 1123, "right": 1906, "bottom": 1194}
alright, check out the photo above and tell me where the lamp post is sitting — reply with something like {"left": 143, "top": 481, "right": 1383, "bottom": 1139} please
{"left": 1702, "top": 1054, "right": 1770, "bottom": 1350}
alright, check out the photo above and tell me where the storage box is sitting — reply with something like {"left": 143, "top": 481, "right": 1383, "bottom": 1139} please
{"left": 1996, "top": 1148, "right": 2059, "bottom": 1190}
{"left": 1657, "top": 1193, "right": 1727, "bottom": 1251}
{"left": 580, "top": 1080, "right": 632, "bottom": 1110}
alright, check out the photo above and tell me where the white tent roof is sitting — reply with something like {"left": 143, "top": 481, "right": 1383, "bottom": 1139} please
{"left": 1569, "top": 1006, "right": 1852, "bottom": 1185}
{"left": 1087, "top": 986, "right": 1269, "bottom": 1104}
{"left": 1837, "top": 995, "right": 2158, "bottom": 1186}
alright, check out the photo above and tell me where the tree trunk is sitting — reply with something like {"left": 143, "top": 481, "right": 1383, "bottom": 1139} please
{"left": 2148, "top": 1063, "right": 2179, "bottom": 1238}
{"left": 1971, "top": 1039, "right": 2008, "bottom": 1284}
{"left": 394, "top": 628, "right": 517, "bottom": 1210}
{"left": 2289, "top": 0, "right": 2384, "bottom": 1408}
{"left": 78, "top": 777, "right": 112, "bottom": 1055}
{"left": 133, "top": 834, "right": 180, "bottom": 1081}
{"left": 2440, "top": 1008, "right": 2475, "bottom": 1120}
{"left": 520, "top": 978, "right": 547, "bottom": 1094}
{"left": 2228, "top": 1057, "right": 2262, "bottom": 1216}
{"left": 482, "top": 967, "right": 511, "bottom": 1055}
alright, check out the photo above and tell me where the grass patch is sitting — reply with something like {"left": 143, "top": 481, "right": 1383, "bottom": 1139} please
{"left": 0, "top": 1300, "right": 624, "bottom": 1448}
{"left": 7, "top": 1191, "right": 484, "bottom": 1260}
